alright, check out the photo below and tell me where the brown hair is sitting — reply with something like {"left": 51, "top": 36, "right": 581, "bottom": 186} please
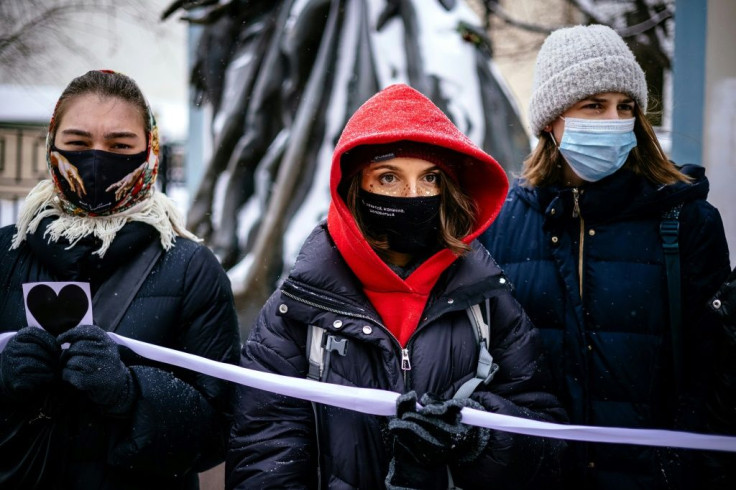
{"left": 521, "top": 105, "right": 691, "bottom": 188}
{"left": 345, "top": 169, "right": 476, "bottom": 257}
{"left": 51, "top": 70, "right": 150, "bottom": 141}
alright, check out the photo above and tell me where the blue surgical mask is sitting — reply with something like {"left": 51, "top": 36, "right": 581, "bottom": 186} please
{"left": 555, "top": 117, "right": 637, "bottom": 182}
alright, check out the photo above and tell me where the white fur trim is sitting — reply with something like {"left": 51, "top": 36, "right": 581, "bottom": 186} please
{"left": 11, "top": 180, "right": 200, "bottom": 257}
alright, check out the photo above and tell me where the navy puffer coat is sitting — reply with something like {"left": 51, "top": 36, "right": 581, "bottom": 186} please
{"left": 226, "top": 224, "right": 567, "bottom": 489}
{"left": 480, "top": 165, "right": 731, "bottom": 489}
{"left": 0, "top": 220, "right": 241, "bottom": 489}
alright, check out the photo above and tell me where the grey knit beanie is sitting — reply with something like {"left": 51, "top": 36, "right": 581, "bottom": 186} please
{"left": 528, "top": 24, "right": 648, "bottom": 136}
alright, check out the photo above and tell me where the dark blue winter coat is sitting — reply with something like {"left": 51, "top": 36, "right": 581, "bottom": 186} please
{"left": 226, "top": 223, "right": 567, "bottom": 490}
{"left": 0, "top": 219, "right": 241, "bottom": 489}
{"left": 480, "top": 165, "right": 731, "bottom": 489}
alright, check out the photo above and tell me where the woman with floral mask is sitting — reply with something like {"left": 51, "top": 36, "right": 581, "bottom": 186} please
{"left": 480, "top": 24, "right": 732, "bottom": 489}
{"left": 0, "top": 70, "right": 241, "bottom": 489}
{"left": 227, "top": 84, "right": 567, "bottom": 489}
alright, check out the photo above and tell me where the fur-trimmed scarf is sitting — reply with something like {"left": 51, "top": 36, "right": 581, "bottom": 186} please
{"left": 11, "top": 180, "right": 199, "bottom": 257}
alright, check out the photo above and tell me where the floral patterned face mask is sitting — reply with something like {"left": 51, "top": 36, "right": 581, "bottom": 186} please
{"left": 48, "top": 146, "right": 149, "bottom": 214}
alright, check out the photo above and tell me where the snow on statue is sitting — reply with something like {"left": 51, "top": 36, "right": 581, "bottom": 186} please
{"left": 162, "top": 0, "right": 530, "bottom": 332}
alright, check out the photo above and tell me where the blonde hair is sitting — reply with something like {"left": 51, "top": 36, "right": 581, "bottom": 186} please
{"left": 521, "top": 105, "right": 691, "bottom": 188}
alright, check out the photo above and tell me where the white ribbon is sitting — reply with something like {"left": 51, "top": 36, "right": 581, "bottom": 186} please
{"left": 2, "top": 331, "right": 736, "bottom": 452}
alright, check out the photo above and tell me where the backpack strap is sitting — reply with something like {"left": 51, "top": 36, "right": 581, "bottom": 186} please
{"left": 659, "top": 203, "right": 683, "bottom": 390}
{"left": 306, "top": 299, "right": 499, "bottom": 397}
{"left": 453, "top": 298, "right": 499, "bottom": 399}
{"left": 306, "top": 325, "right": 348, "bottom": 381}
{"left": 307, "top": 325, "right": 326, "bottom": 380}
{"left": 92, "top": 239, "right": 162, "bottom": 332}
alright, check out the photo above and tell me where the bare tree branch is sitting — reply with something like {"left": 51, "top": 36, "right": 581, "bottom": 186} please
{"left": 482, "top": 1, "right": 561, "bottom": 34}
{"left": 0, "top": 3, "right": 100, "bottom": 55}
{"left": 569, "top": 0, "right": 673, "bottom": 37}
{"left": 481, "top": 0, "right": 673, "bottom": 38}
{"left": 0, "top": 0, "right": 163, "bottom": 83}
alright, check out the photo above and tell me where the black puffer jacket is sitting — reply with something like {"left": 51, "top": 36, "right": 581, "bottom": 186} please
{"left": 0, "top": 220, "right": 241, "bottom": 489}
{"left": 226, "top": 223, "right": 567, "bottom": 489}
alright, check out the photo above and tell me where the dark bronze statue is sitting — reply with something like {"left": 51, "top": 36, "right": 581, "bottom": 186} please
{"left": 163, "top": 0, "right": 530, "bottom": 331}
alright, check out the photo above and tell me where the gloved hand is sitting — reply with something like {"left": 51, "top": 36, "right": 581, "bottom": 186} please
{"left": 388, "top": 391, "right": 490, "bottom": 466}
{"left": 58, "top": 324, "right": 136, "bottom": 415}
{"left": 0, "top": 326, "right": 61, "bottom": 402}
{"left": 385, "top": 441, "right": 440, "bottom": 490}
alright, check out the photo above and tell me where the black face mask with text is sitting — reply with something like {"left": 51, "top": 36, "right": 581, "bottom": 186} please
{"left": 51, "top": 146, "right": 148, "bottom": 214}
{"left": 357, "top": 189, "right": 442, "bottom": 254}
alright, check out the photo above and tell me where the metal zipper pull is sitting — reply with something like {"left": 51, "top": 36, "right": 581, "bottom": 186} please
{"left": 401, "top": 348, "right": 411, "bottom": 371}
{"left": 29, "top": 410, "right": 51, "bottom": 424}
{"left": 572, "top": 187, "right": 585, "bottom": 298}
{"left": 572, "top": 187, "right": 581, "bottom": 218}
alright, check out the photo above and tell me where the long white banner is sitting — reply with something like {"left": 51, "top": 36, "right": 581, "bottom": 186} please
{"left": 2, "top": 331, "right": 736, "bottom": 452}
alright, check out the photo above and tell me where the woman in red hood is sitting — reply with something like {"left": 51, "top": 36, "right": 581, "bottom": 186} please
{"left": 227, "top": 84, "right": 566, "bottom": 489}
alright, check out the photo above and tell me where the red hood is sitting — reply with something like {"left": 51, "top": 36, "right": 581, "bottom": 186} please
{"left": 326, "top": 84, "right": 509, "bottom": 345}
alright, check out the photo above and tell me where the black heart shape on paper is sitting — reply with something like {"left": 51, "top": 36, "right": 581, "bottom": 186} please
{"left": 26, "top": 284, "right": 90, "bottom": 336}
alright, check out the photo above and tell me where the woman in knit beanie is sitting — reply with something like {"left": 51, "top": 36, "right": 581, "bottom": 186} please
{"left": 0, "top": 70, "right": 241, "bottom": 488}
{"left": 480, "top": 24, "right": 732, "bottom": 489}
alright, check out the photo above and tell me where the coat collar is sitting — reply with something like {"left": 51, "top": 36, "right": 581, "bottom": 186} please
{"left": 286, "top": 224, "right": 508, "bottom": 345}
{"left": 515, "top": 165, "right": 709, "bottom": 224}
{"left": 26, "top": 218, "right": 158, "bottom": 286}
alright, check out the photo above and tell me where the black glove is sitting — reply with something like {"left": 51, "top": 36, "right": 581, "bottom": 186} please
{"left": 58, "top": 324, "right": 136, "bottom": 415}
{"left": 385, "top": 441, "right": 441, "bottom": 490}
{"left": 388, "top": 391, "right": 490, "bottom": 467}
{"left": 0, "top": 326, "right": 61, "bottom": 402}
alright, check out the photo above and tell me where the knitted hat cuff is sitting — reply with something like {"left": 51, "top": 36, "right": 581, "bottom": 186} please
{"left": 528, "top": 25, "right": 648, "bottom": 136}
{"left": 529, "top": 56, "right": 647, "bottom": 135}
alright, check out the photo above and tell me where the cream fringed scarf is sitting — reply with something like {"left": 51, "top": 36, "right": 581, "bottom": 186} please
{"left": 11, "top": 180, "right": 201, "bottom": 257}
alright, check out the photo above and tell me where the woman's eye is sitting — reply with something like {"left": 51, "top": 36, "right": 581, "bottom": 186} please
{"left": 378, "top": 173, "right": 396, "bottom": 185}
{"left": 424, "top": 173, "right": 440, "bottom": 185}
{"left": 618, "top": 104, "right": 634, "bottom": 112}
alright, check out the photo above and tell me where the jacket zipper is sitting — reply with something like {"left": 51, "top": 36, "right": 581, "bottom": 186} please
{"left": 572, "top": 188, "right": 585, "bottom": 298}
{"left": 401, "top": 349, "right": 411, "bottom": 384}
{"left": 280, "top": 288, "right": 412, "bottom": 383}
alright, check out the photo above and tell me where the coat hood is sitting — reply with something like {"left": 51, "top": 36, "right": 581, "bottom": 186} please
{"left": 326, "top": 84, "right": 508, "bottom": 345}
{"left": 329, "top": 83, "right": 508, "bottom": 238}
